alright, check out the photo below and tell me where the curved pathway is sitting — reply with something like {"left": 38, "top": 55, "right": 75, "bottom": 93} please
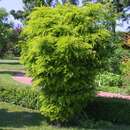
{"left": 12, "top": 73, "right": 32, "bottom": 85}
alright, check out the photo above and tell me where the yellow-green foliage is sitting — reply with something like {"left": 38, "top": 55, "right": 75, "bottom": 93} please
{"left": 21, "top": 4, "right": 115, "bottom": 122}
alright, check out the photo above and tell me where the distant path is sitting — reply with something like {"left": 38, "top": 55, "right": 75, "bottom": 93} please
{"left": 12, "top": 73, "right": 32, "bottom": 85}
{"left": 97, "top": 91, "right": 130, "bottom": 100}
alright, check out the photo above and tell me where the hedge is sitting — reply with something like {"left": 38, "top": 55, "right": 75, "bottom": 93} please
{"left": 0, "top": 87, "right": 40, "bottom": 110}
{"left": 86, "top": 97, "right": 130, "bottom": 124}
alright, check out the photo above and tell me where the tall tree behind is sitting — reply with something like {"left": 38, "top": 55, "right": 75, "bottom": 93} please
{"left": 22, "top": 0, "right": 46, "bottom": 11}
{"left": 10, "top": 10, "right": 25, "bottom": 20}
{"left": 0, "top": 8, "right": 10, "bottom": 56}
{"left": 0, "top": 8, "right": 20, "bottom": 57}
{"left": 0, "top": 8, "right": 8, "bottom": 50}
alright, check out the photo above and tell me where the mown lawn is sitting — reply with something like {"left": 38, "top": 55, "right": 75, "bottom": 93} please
{"left": 0, "top": 73, "right": 30, "bottom": 89}
{"left": 0, "top": 59, "right": 24, "bottom": 72}
{"left": 0, "top": 59, "right": 29, "bottom": 89}
{"left": 0, "top": 101, "right": 130, "bottom": 130}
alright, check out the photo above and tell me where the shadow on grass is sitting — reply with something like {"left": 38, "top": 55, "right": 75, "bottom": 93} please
{"left": 68, "top": 97, "right": 130, "bottom": 130}
{"left": 0, "top": 98, "right": 130, "bottom": 130}
{"left": 0, "top": 109, "right": 45, "bottom": 128}
{"left": 0, "top": 71, "right": 25, "bottom": 76}
{"left": 86, "top": 97, "right": 130, "bottom": 125}
{"left": 0, "top": 62, "right": 20, "bottom": 65}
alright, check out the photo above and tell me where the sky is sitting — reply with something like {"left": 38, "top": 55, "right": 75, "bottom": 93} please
{"left": 0, "top": 0, "right": 130, "bottom": 32}
{"left": 0, "top": 0, "right": 24, "bottom": 12}
{"left": 0, "top": 0, "right": 24, "bottom": 28}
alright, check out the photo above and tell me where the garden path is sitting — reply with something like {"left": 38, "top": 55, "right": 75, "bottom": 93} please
{"left": 97, "top": 91, "right": 130, "bottom": 100}
{"left": 12, "top": 73, "right": 32, "bottom": 85}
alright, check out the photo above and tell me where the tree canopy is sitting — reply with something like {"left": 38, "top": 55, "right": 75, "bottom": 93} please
{"left": 0, "top": 8, "right": 9, "bottom": 54}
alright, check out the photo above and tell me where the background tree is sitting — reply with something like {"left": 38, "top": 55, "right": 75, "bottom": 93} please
{"left": 0, "top": 8, "right": 9, "bottom": 56}
{"left": 22, "top": 0, "right": 82, "bottom": 11}
{"left": 0, "top": 8, "right": 20, "bottom": 57}
{"left": 22, "top": 0, "right": 45, "bottom": 10}
{"left": 10, "top": 10, "right": 25, "bottom": 20}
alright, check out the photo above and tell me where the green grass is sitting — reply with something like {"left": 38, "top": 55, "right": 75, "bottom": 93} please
{"left": 0, "top": 73, "right": 30, "bottom": 89}
{"left": 0, "top": 59, "right": 24, "bottom": 72}
{"left": 97, "top": 75, "right": 130, "bottom": 96}
{"left": 0, "top": 101, "right": 130, "bottom": 130}
{"left": 97, "top": 85, "right": 129, "bottom": 95}
{"left": 0, "top": 63, "right": 24, "bottom": 72}
{"left": 0, "top": 59, "right": 30, "bottom": 88}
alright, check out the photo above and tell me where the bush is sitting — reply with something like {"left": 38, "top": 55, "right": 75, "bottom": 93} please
{"left": 86, "top": 97, "right": 130, "bottom": 124}
{"left": 96, "top": 72, "right": 123, "bottom": 87}
{"left": 0, "top": 87, "right": 40, "bottom": 109}
{"left": 21, "top": 4, "right": 116, "bottom": 122}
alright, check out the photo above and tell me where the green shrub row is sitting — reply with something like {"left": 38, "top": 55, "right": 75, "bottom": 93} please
{"left": 0, "top": 87, "right": 40, "bottom": 110}
{"left": 86, "top": 97, "right": 130, "bottom": 124}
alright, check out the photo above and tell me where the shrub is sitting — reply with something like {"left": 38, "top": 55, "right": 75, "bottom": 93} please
{"left": 21, "top": 4, "right": 116, "bottom": 122}
{"left": 96, "top": 72, "right": 123, "bottom": 87}
{"left": 0, "top": 87, "right": 40, "bottom": 109}
{"left": 86, "top": 97, "right": 130, "bottom": 124}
